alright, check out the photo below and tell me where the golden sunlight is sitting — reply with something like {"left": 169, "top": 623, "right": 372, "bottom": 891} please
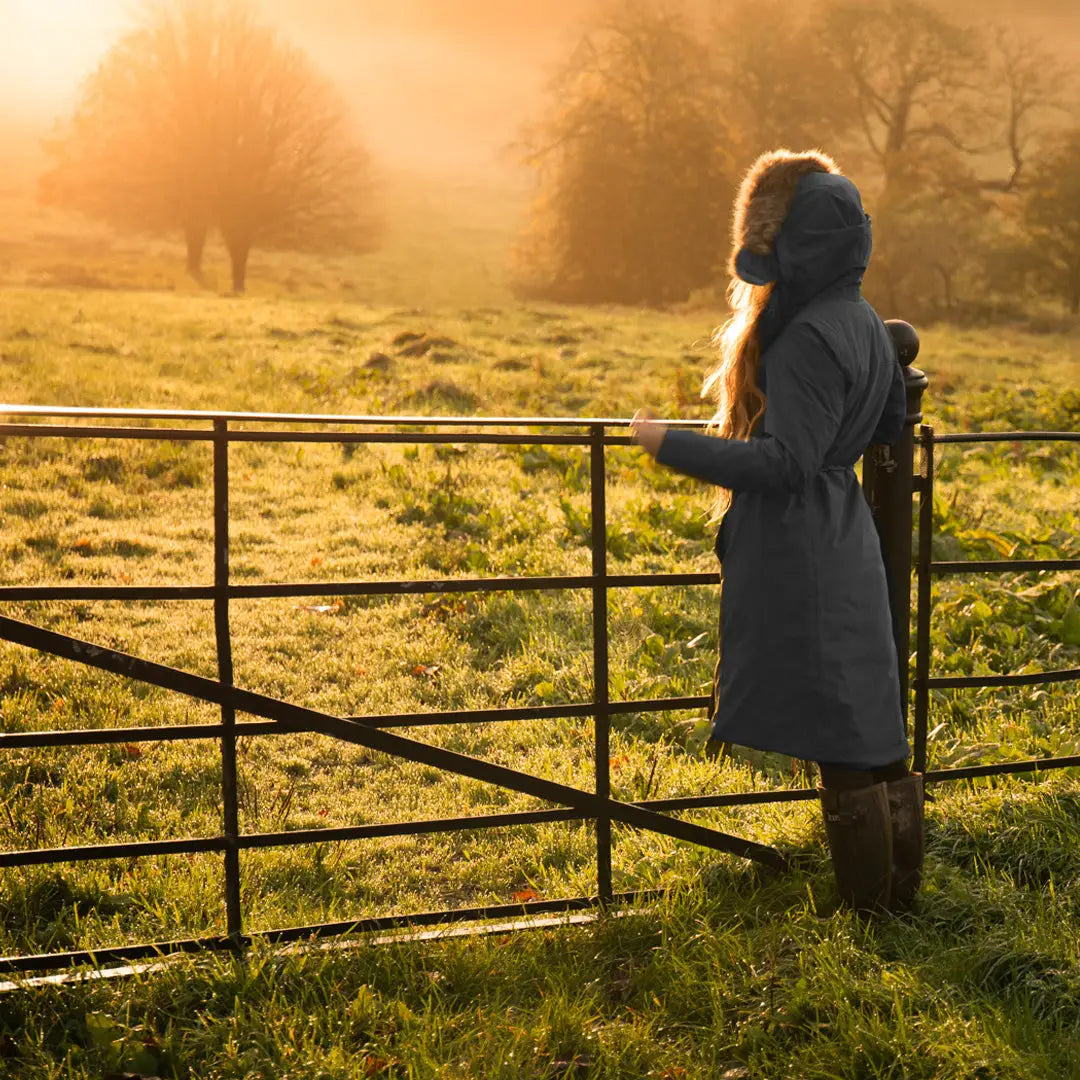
{"left": 1, "top": 0, "right": 131, "bottom": 115}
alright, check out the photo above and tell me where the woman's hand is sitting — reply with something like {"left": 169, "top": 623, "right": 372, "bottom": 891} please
{"left": 630, "top": 408, "right": 668, "bottom": 458}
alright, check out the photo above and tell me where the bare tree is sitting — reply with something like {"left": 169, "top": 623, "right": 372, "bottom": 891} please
{"left": 205, "top": 5, "right": 380, "bottom": 291}
{"left": 512, "top": 0, "right": 736, "bottom": 306}
{"left": 982, "top": 24, "right": 1073, "bottom": 194}
{"left": 40, "top": 13, "right": 217, "bottom": 276}
{"left": 866, "top": 154, "right": 997, "bottom": 318}
{"left": 40, "top": 0, "right": 380, "bottom": 292}
{"left": 816, "top": 0, "right": 990, "bottom": 193}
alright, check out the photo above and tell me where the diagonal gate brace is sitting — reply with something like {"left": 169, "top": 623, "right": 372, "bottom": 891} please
{"left": 0, "top": 616, "right": 788, "bottom": 872}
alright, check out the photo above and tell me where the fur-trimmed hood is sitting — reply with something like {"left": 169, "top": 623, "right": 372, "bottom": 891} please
{"left": 729, "top": 149, "right": 871, "bottom": 294}
{"left": 731, "top": 150, "right": 840, "bottom": 263}
{"left": 728, "top": 148, "right": 873, "bottom": 351}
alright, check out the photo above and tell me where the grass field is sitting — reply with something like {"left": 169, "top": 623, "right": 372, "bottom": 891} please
{"left": 1, "top": 188, "right": 1079, "bottom": 1077}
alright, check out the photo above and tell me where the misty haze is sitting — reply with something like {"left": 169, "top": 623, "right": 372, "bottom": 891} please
{"left": 3, "top": 0, "right": 1080, "bottom": 306}
{"left": 1, "top": 2, "right": 1079, "bottom": 1077}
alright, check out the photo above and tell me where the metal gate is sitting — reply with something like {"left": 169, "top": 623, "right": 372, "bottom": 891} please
{"left": 1, "top": 406, "right": 792, "bottom": 977}
{"left": 1, "top": 348, "right": 1078, "bottom": 975}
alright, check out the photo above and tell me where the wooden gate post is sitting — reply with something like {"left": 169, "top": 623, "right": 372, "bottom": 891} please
{"left": 862, "top": 320, "right": 928, "bottom": 730}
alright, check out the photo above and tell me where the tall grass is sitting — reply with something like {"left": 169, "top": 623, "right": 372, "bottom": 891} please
{"left": 0, "top": 283, "right": 1077, "bottom": 1077}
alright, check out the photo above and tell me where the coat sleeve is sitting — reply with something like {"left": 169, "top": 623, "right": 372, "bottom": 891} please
{"left": 654, "top": 322, "right": 846, "bottom": 493}
{"left": 869, "top": 354, "right": 906, "bottom": 447}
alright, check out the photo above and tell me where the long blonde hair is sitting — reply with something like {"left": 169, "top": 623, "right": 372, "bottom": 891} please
{"left": 700, "top": 148, "right": 841, "bottom": 526}
{"left": 700, "top": 276, "right": 771, "bottom": 525}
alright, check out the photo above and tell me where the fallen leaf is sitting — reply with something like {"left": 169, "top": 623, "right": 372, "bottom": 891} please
{"left": 513, "top": 888, "right": 539, "bottom": 902}
{"left": 310, "top": 555, "right": 323, "bottom": 567}
{"left": 300, "top": 601, "right": 343, "bottom": 614}
{"left": 609, "top": 755, "right": 630, "bottom": 770}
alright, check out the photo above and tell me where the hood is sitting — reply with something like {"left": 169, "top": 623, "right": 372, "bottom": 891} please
{"left": 735, "top": 172, "right": 872, "bottom": 301}
{"left": 727, "top": 149, "right": 872, "bottom": 351}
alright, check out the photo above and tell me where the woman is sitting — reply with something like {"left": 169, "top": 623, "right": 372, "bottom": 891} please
{"left": 630, "top": 148, "right": 923, "bottom": 915}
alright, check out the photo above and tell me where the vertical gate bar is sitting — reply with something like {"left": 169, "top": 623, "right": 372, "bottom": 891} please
{"left": 213, "top": 419, "right": 243, "bottom": 942}
{"left": 589, "top": 424, "right": 612, "bottom": 903}
{"left": 863, "top": 320, "right": 927, "bottom": 733}
{"left": 913, "top": 424, "right": 934, "bottom": 776}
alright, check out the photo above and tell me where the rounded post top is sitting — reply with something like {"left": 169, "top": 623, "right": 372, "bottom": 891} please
{"left": 884, "top": 319, "right": 920, "bottom": 365}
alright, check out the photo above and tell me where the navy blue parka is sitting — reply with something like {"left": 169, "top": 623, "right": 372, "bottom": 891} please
{"left": 655, "top": 171, "right": 909, "bottom": 769}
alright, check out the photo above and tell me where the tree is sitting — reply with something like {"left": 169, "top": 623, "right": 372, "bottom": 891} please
{"left": 865, "top": 152, "right": 997, "bottom": 319}
{"left": 981, "top": 24, "right": 1074, "bottom": 195}
{"left": 813, "top": 0, "right": 1080, "bottom": 318}
{"left": 512, "top": 0, "right": 736, "bottom": 306}
{"left": 40, "top": 0, "right": 380, "bottom": 291}
{"left": 1022, "top": 131, "right": 1080, "bottom": 314}
{"left": 709, "top": 0, "right": 857, "bottom": 165}
{"left": 39, "top": 8, "right": 216, "bottom": 276}
{"left": 816, "top": 0, "right": 990, "bottom": 194}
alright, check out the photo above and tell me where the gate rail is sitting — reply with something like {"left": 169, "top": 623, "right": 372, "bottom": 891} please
{"left": 0, "top": 405, "right": 799, "bottom": 977}
{"left": 912, "top": 427, "right": 1080, "bottom": 781}
{"left": 1, "top": 362, "right": 1078, "bottom": 974}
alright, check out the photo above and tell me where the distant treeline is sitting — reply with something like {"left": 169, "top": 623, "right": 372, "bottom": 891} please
{"left": 511, "top": 0, "right": 1080, "bottom": 321}
{"left": 39, "top": 0, "right": 1079, "bottom": 319}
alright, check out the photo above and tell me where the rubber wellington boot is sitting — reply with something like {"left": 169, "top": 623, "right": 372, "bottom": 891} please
{"left": 818, "top": 781, "right": 893, "bottom": 915}
{"left": 886, "top": 773, "right": 924, "bottom": 913}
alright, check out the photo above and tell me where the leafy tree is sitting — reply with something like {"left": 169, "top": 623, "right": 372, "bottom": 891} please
{"left": 709, "top": 0, "right": 856, "bottom": 164}
{"left": 1022, "top": 131, "right": 1080, "bottom": 314}
{"left": 40, "top": 0, "right": 380, "bottom": 292}
{"left": 512, "top": 0, "right": 736, "bottom": 306}
{"left": 866, "top": 152, "right": 997, "bottom": 319}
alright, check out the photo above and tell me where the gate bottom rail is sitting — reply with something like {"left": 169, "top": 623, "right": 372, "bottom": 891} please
{"left": 0, "top": 890, "right": 664, "bottom": 977}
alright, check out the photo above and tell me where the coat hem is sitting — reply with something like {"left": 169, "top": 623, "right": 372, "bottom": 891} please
{"left": 710, "top": 725, "right": 910, "bottom": 770}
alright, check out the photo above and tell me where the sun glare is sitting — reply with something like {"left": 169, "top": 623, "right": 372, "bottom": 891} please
{"left": 2, "top": 0, "right": 131, "bottom": 115}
